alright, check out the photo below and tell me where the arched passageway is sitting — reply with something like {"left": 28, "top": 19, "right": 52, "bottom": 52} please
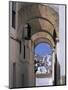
{"left": 30, "top": 31, "right": 56, "bottom": 86}
{"left": 34, "top": 42, "right": 53, "bottom": 86}
{"left": 9, "top": 2, "right": 65, "bottom": 88}
{"left": 19, "top": 3, "right": 59, "bottom": 87}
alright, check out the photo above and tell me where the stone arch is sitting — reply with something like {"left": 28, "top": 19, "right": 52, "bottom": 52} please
{"left": 18, "top": 4, "right": 59, "bottom": 40}
{"left": 31, "top": 31, "right": 55, "bottom": 84}
{"left": 17, "top": 4, "right": 59, "bottom": 86}
{"left": 31, "top": 31, "right": 55, "bottom": 48}
{"left": 26, "top": 16, "right": 54, "bottom": 28}
{"left": 34, "top": 37, "right": 53, "bottom": 49}
{"left": 25, "top": 16, "right": 57, "bottom": 36}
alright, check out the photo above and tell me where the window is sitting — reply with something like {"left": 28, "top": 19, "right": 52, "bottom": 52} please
{"left": 12, "top": 2, "right": 16, "bottom": 29}
{"left": 13, "top": 63, "right": 16, "bottom": 88}
{"left": 20, "top": 41, "right": 21, "bottom": 53}
{"left": 24, "top": 45, "right": 25, "bottom": 59}
{"left": 12, "top": 11, "right": 16, "bottom": 28}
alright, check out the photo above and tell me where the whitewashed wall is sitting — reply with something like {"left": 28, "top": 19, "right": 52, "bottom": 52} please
{"left": 57, "top": 5, "right": 65, "bottom": 76}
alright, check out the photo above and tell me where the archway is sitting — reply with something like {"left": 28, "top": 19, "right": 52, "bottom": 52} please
{"left": 34, "top": 42, "right": 53, "bottom": 86}
{"left": 30, "top": 31, "right": 56, "bottom": 86}
{"left": 21, "top": 5, "right": 59, "bottom": 86}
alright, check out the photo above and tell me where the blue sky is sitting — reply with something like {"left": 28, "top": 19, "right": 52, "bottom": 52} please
{"left": 35, "top": 43, "right": 52, "bottom": 56}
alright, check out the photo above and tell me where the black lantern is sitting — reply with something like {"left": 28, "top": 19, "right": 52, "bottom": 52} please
{"left": 23, "top": 23, "right": 31, "bottom": 40}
